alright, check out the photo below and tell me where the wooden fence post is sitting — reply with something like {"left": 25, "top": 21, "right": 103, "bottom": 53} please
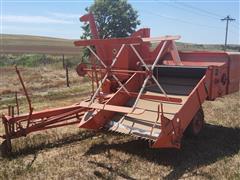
{"left": 66, "top": 63, "right": 70, "bottom": 87}
{"left": 63, "top": 54, "right": 70, "bottom": 87}
{"left": 62, "top": 54, "right": 65, "bottom": 68}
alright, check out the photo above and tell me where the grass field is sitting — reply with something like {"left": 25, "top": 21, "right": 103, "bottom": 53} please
{"left": 0, "top": 35, "right": 239, "bottom": 179}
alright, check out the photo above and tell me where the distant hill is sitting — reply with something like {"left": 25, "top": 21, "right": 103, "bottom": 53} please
{"left": 1, "top": 34, "right": 239, "bottom": 52}
{"left": 176, "top": 42, "right": 240, "bottom": 52}
{"left": 0, "top": 34, "right": 82, "bottom": 55}
{"left": 0, "top": 34, "right": 77, "bottom": 47}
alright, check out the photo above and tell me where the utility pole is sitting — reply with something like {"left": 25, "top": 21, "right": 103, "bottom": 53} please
{"left": 221, "top": 15, "right": 235, "bottom": 50}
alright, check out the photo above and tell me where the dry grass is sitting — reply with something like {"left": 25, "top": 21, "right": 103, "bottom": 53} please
{"left": 0, "top": 66, "right": 82, "bottom": 95}
{"left": 0, "top": 65, "right": 239, "bottom": 180}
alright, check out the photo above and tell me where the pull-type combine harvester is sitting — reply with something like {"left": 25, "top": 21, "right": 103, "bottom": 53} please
{"left": 1, "top": 13, "right": 240, "bottom": 154}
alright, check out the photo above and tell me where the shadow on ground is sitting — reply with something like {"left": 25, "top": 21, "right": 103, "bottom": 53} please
{"left": 85, "top": 124, "right": 240, "bottom": 179}
{"left": 1, "top": 123, "right": 239, "bottom": 179}
{"left": 1, "top": 131, "right": 96, "bottom": 158}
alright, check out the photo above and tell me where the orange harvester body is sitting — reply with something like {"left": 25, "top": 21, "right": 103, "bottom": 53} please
{"left": 1, "top": 13, "right": 240, "bottom": 153}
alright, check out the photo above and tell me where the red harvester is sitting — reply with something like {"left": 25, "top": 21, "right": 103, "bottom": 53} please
{"left": 1, "top": 13, "right": 240, "bottom": 154}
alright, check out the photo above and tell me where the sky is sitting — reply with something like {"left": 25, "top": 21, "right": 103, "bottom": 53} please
{"left": 0, "top": 0, "right": 239, "bottom": 44}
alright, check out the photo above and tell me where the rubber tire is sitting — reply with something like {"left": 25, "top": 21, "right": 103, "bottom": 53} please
{"left": 185, "top": 108, "right": 204, "bottom": 137}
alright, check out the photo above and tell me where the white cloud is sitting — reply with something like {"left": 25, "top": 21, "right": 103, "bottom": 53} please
{"left": 0, "top": 12, "right": 84, "bottom": 39}
{"left": 1, "top": 15, "right": 74, "bottom": 24}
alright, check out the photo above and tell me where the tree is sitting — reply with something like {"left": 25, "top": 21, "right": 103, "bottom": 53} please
{"left": 81, "top": 0, "right": 140, "bottom": 40}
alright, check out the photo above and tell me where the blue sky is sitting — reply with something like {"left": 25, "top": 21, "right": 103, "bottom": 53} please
{"left": 1, "top": 0, "right": 239, "bottom": 44}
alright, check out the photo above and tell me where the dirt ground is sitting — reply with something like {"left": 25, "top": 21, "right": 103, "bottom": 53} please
{"left": 0, "top": 66, "right": 239, "bottom": 179}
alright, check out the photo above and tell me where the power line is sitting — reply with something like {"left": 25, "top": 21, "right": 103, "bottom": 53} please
{"left": 232, "top": 21, "right": 240, "bottom": 29}
{"left": 143, "top": 10, "right": 222, "bottom": 30}
{"left": 157, "top": 3, "right": 239, "bottom": 33}
{"left": 141, "top": 10, "right": 239, "bottom": 44}
{"left": 161, "top": 2, "right": 239, "bottom": 32}
{"left": 174, "top": 2, "right": 239, "bottom": 29}
{"left": 174, "top": 2, "right": 239, "bottom": 33}
{"left": 162, "top": 3, "right": 219, "bottom": 21}
{"left": 175, "top": 2, "right": 223, "bottom": 19}
{"left": 221, "top": 15, "right": 236, "bottom": 50}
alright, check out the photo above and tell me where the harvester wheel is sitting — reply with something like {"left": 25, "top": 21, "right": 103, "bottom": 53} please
{"left": 185, "top": 108, "right": 204, "bottom": 136}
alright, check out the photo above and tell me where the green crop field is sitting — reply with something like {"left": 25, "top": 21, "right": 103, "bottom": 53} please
{"left": 0, "top": 34, "right": 239, "bottom": 179}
